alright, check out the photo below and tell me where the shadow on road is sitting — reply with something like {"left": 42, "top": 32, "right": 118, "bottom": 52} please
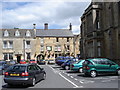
{"left": 2, "top": 84, "right": 29, "bottom": 89}
{"left": 77, "top": 73, "right": 118, "bottom": 78}
{"left": 66, "top": 70, "right": 79, "bottom": 73}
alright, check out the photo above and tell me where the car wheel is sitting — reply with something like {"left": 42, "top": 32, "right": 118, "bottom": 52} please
{"left": 31, "top": 78, "right": 36, "bottom": 86}
{"left": 117, "top": 69, "right": 120, "bottom": 75}
{"left": 90, "top": 71, "right": 97, "bottom": 78}
{"left": 43, "top": 73, "right": 46, "bottom": 80}
{"left": 65, "top": 66, "right": 70, "bottom": 70}
{"left": 78, "top": 68, "right": 83, "bottom": 73}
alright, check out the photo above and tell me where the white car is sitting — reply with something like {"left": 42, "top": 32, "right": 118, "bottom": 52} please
{"left": 48, "top": 60, "right": 55, "bottom": 64}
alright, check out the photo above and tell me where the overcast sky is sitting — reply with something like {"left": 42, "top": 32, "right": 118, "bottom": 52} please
{"left": 1, "top": 0, "right": 91, "bottom": 34}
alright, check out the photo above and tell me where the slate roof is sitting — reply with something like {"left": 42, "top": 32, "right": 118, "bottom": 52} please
{"left": 2, "top": 29, "right": 35, "bottom": 38}
{"left": 1, "top": 29, "right": 74, "bottom": 38}
{"left": 36, "top": 29, "right": 74, "bottom": 37}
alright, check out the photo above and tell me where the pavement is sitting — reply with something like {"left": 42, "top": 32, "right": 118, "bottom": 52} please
{"left": 1, "top": 64, "right": 119, "bottom": 89}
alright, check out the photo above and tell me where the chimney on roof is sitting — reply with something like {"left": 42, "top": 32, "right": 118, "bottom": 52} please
{"left": 44, "top": 23, "right": 48, "bottom": 30}
{"left": 33, "top": 23, "right": 36, "bottom": 29}
{"left": 33, "top": 24, "right": 36, "bottom": 36}
{"left": 69, "top": 23, "right": 72, "bottom": 30}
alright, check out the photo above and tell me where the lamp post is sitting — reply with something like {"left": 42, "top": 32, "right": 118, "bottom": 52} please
{"left": 23, "top": 39, "right": 25, "bottom": 61}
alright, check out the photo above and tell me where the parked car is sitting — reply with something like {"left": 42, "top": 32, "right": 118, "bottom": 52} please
{"left": 20, "top": 60, "right": 26, "bottom": 64}
{"left": 48, "top": 60, "right": 55, "bottom": 64}
{"left": 29, "top": 59, "right": 37, "bottom": 64}
{"left": 83, "top": 58, "right": 120, "bottom": 78}
{"left": 37, "top": 59, "right": 46, "bottom": 65}
{"left": 61, "top": 59, "right": 78, "bottom": 70}
{"left": 4, "top": 63, "right": 46, "bottom": 86}
{"left": 71, "top": 60, "right": 85, "bottom": 73}
{"left": 55, "top": 56, "right": 73, "bottom": 66}
{"left": 6, "top": 60, "right": 16, "bottom": 65}
{"left": 0, "top": 61, "right": 10, "bottom": 75}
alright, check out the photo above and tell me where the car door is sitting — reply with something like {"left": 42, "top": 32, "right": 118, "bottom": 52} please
{"left": 106, "top": 60, "right": 118, "bottom": 72}
{"left": 94, "top": 59, "right": 109, "bottom": 73}
{"left": 35, "top": 65, "right": 44, "bottom": 80}
{"left": 28, "top": 65, "right": 39, "bottom": 81}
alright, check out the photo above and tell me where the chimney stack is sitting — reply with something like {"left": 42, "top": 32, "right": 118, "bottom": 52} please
{"left": 69, "top": 23, "right": 72, "bottom": 30}
{"left": 44, "top": 23, "right": 48, "bottom": 30}
{"left": 33, "top": 23, "right": 36, "bottom": 29}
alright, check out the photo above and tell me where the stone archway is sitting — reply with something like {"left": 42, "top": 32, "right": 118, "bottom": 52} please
{"left": 37, "top": 54, "right": 45, "bottom": 60}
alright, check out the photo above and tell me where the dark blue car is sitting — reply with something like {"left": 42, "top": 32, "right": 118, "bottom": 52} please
{"left": 55, "top": 56, "right": 74, "bottom": 66}
{"left": 61, "top": 59, "right": 77, "bottom": 70}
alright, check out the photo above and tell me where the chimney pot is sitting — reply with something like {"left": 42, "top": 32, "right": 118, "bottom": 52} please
{"left": 69, "top": 23, "right": 72, "bottom": 30}
{"left": 33, "top": 24, "right": 36, "bottom": 29}
{"left": 44, "top": 23, "right": 48, "bottom": 30}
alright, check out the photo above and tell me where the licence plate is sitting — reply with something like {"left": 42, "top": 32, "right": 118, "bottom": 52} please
{"left": 10, "top": 74, "right": 20, "bottom": 76}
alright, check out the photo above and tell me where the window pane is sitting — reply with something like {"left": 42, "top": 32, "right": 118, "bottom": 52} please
{"left": 27, "top": 53, "right": 31, "bottom": 59}
{"left": 3, "top": 53, "right": 8, "bottom": 60}
{"left": 9, "top": 41, "right": 13, "bottom": 48}
{"left": 9, "top": 53, "right": 13, "bottom": 60}
{"left": 3, "top": 41, "right": 7, "bottom": 48}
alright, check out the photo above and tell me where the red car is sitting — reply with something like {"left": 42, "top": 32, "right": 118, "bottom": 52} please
{"left": 20, "top": 60, "right": 26, "bottom": 64}
{"left": 29, "top": 59, "right": 37, "bottom": 64}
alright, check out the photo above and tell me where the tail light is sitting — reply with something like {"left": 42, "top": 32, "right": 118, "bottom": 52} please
{"left": 21, "top": 72, "right": 29, "bottom": 76}
{"left": 4, "top": 72, "right": 9, "bottom": 76}
{"left": 72, "top": 65, "right": 74, "bottom": 67}
{"left": 85, "top": 66, "right": 90, "bottom": 70}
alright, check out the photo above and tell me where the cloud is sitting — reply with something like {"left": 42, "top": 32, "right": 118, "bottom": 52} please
{"left": 2, "top": 1, "right": 91, "bottom": 34}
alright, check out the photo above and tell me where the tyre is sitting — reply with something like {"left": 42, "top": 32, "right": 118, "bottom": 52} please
{"left": 65, "top": 66, "right": 70, "bottom": 70}
{"left": 78, "top": 68, "right": 83, "bottom": 73}
{"left": 43, "top": 73, "right": 46, "bottom": 80}
{"left": 90, "top": 71, "right": 97, "bottom": 78}
{"left": 31, "top": 78, "right": 36, "bottom": 86}
{"left": 117, "top": 69, "right": 120, "bottom": 76}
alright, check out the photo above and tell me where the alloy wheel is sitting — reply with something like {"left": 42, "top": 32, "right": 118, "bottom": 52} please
{"left": 90, "top": 71, "right": 97, "bottom": 78}
{"left": 65, "top": 66, "right": 69, "bottom": 70}
{"left": 32, "top": 78, "right": 36, "bottom": 86}
{"left": 43, "top": 73, "right": 46, "bottom": 80}
{"left": 79, "top": 68, "right": 83, "bottom": 73}
{"left": 118, "top": 70, "right": 120, "bottom": 75}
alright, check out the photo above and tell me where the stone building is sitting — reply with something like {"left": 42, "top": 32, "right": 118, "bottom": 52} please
{"left": 1, "top": 29, "right": 36, "bottom": 63}
{"left": 35, "top": 23, "right": 79, "bottom": 60}
{"left": 80, "top": 1, "right": 120, "bottom": 64}
{"left": 0, "top": 23, "right": 80, "bottom": 62}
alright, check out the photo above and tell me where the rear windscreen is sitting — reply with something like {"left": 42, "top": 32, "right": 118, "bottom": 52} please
{"left": 7, "top": 65, "right": 26, "bottom": 72}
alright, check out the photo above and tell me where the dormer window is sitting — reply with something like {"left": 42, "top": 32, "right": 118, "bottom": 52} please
{"left": 4, "top": 30, "right": 9, "bottom": 37}
{"left": 15, "top": 30, "right": 20, "bottom": 37}
{"left": 26, "top": 30, "right": 31, "bottom": 37}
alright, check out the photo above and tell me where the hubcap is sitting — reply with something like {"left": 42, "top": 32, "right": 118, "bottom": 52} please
{"left": 118, "top": 70, "right": 120, "bottom": 75}
{"left": 32, "top": 78, "right": 35, "bottom": 86}
{"left": 43, "top": 74, "right": 46, "bottom": 79}
{"left": 91, "top": 71, "right": 96, "bottom": 78}
{"left": 65, "top": 66, "right": 69, "bottom": 70}
{"left": 79, "top": 68, "right": 83, "bottom": 73}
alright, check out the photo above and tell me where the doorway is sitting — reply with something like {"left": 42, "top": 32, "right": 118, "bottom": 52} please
{"left": 17, "top": 55, "right": 21, "bottom": 63}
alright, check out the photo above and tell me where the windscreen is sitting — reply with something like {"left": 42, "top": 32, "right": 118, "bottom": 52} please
{"left": 7, "top": 65, "right": 26, "bottom": 72}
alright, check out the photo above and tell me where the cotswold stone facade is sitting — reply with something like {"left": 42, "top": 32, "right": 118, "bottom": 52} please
{"left": 80, "top": 1, "right": 120, "bottom": 64}
{"left": 0, "top": 23, "right": 80, "bottom": 62}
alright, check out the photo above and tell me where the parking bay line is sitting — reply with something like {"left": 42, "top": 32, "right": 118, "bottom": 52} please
{"left": 59, "top": 72, "right": 83, "bottom": 88}
{"left": 49, "top": 65, "right": 83, "bottom": 88}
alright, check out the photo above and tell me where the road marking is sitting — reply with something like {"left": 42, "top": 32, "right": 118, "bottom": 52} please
{"left": 74, "top": 78, "right": 78, "bottom": 81}
{"left": 49, "top": 65, "right": 83, "bottom": 88}
{"left": 70, "top": 76, "right": 74, "bottom": 78}
{"left": 101, "top": 79, "right": 116, "bottom": 82}
{"left": 59, "top": 73, "right": 81, "bottom": 88}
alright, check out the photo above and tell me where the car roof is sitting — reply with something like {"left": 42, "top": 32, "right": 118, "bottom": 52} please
{"left": 12, "top": 63, "right": 37, "bottom": 66}
{"left": 86, "top": 58, "right": 108, "bottom": 61}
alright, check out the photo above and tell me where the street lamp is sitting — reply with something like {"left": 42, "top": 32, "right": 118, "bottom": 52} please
{"left": 23, "top": 39, "right": 25, "bottom": 61}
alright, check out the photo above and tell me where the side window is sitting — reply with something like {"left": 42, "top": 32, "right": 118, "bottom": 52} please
{"left": 106, "top": 60, "right": 116, "bottom": 65}
{"left": 28, "top": 65, "right": 37, "bottom": 71}
{"left": 35, "top": 65, "right": 41, "bottom": 70}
